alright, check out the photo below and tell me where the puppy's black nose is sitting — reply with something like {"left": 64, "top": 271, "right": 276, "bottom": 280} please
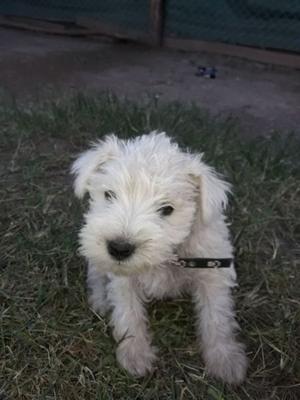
{"left": 107, "top": 239, "right": 135, "bottom": 261}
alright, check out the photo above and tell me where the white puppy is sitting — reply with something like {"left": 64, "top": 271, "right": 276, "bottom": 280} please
{"left": 72, "top": 132, "right": 247, "bottom": 384}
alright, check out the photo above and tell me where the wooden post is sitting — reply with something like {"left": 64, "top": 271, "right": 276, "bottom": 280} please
{"left": 150, "top": 0, "right": 164, "bottom": 46}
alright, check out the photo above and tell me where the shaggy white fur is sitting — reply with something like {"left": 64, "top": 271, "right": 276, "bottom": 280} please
{"left": 72, "top": 132, "right": 247, "bottom": 384}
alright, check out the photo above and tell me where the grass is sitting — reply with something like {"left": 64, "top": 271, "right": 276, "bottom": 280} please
{"left": 0, "top": 94, "right": 299, "bottom": 400}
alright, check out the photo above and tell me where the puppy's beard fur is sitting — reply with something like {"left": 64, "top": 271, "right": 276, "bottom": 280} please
{"left": 79, "top": 227, "right": 178, "bottom": 276}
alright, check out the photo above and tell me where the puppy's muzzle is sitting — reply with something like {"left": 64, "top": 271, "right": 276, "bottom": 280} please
{"left": 107, "top": 239, "right": 136, "bottom": 261}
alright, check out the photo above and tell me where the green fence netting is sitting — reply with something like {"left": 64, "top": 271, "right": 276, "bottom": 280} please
{"left": 0, "top": 0, "right": 150, "bottom": 33}
{"left": 165, "top": 0, "right": 300, "bottom": 52}
{"left": 0, "top": 1, "right": 300, "bottom": 53}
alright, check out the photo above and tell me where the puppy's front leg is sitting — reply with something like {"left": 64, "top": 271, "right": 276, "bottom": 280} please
{"left": 107, "top": 276, "right": 157, "bottom": 377}
{"left": 87, "top": 263, "right": 109, "bottom": 316}
{"left": 194, "top": 271, "right": 247, "bottom": 384}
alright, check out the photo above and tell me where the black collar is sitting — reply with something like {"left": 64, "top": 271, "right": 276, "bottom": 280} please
{"left": 176, "top": 258, "right": 233, "bottom": 269}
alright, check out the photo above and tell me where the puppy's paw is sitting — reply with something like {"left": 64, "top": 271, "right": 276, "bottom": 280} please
{"left": 203, "top": 340, "right": 248, "bottom": 385}
{"left": 116, "top": 339, "right": 157, "bottom": 377}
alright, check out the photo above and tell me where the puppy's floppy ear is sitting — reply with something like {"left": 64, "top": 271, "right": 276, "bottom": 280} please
{"left": 189, "top": 155, "right": 231, "bottom": 224}
{"left": 71, "top": 135, "right": 122, "bottom": 199}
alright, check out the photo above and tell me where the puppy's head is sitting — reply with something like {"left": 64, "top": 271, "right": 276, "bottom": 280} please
{"left": 72, "top": 132, "right": 229, "bottom": 275}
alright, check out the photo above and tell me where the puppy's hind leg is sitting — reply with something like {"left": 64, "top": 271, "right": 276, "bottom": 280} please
{"left": 87, "top": 262, "right": 110, "bottom": 316}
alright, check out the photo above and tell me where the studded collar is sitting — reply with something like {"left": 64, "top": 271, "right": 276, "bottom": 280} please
{"left": 173, "top": 257, "right": 233, "bottom": 269}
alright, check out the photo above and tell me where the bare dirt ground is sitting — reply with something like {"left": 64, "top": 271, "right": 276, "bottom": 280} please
{"left": 0, "top": 27, "right": 299, "bottom": 136}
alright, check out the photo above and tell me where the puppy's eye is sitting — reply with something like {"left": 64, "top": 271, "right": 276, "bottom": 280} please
{"left": 104, "top": 190, "right": 116, "bottom": 201}
{"left": 158, "top": 205, "right": 174, "bottom": 216}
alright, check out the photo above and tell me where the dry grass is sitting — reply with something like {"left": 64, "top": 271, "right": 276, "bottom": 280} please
{"left": 1, "top": 94, "right": 299, "bottom": 400}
